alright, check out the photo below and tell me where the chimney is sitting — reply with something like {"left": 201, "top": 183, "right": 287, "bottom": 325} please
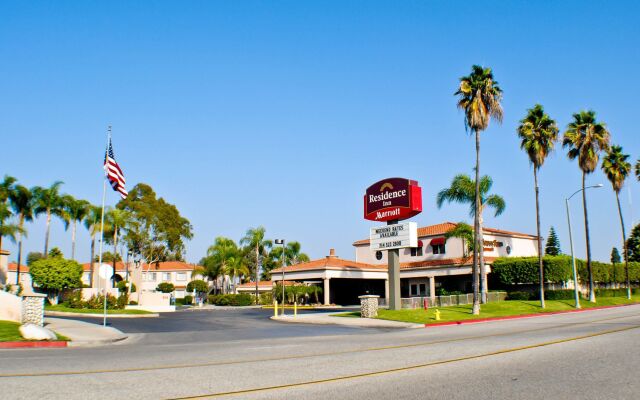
{"left": 327, "top": 248, "right": 337, "bottom": 258}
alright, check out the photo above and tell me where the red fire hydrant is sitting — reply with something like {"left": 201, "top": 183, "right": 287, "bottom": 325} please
{"left": 423, "top": 298, "right": 429, "bottom": 310}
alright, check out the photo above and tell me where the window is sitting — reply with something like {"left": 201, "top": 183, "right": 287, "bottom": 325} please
{"left": 146, "top": 272, "right": 157, "bottom": 282}
{"left": 163, "top": 272, "right": 171, "bottom": 281}
{"left": 177, "top": 272, "right": 187, "bottom": 281}
{"left": 375, "top": 251, "right": 383, "bottom": 260}
{"left": 432, "top": 244, "right": 446, "bottom": 254}
{"left": 410, "top": 247, "right": 423, "bottom": 257}
{"left": 410, "top": 284, "right": 418, "bottom": 296}
{"left": 419, "top": 284, "right": 427, "bottom": 296}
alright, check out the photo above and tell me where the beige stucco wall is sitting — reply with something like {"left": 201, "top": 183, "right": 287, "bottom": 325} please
{"left": 0, "top": 291, "right": 22, "bottom": 322}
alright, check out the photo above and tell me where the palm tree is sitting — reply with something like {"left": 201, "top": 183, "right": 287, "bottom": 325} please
{"left": 0, "top": 203, "right": 22, "bottom": 254}
{"left": 0, "top": 175, "right": 17, "bottom": 251}
{"left": 454, "top": 65, "right": 503, "bottom": 314}
{"left": 105, "top": 208, "right": 131, "bottom": 272}
{"left": 83, "top": 205, "right": 102, "bottom": 285}
{"left": 202, "top": 237, "right": 243, "bottom": 293}
{"left": 516, "top": 104, "right": 559, "bottom": 308}
{"left": 636, "top": 159, "right": 640, "bottom": 181}
{"left": 436, "top": 174, "right": 505, "bottom": 304}
{"left": 563, "top": 110, "right": 610, "bottom": 302}
{"left": 32, "top": 181, "right": 66, "bottom": 256}
{"left": 444, "top": 222, "right": 474, "bottom": 258}
{"left": 602, "top": 145, "right": 632, "bottom": 299}
{"left": 62, "top": 195, "right": 90, "bottom": 260}
{"left": 8, "top": 185, "right": 34, "bottom": 285}
{"left": 240, "top": 226, "right": 272, "bottom": 304}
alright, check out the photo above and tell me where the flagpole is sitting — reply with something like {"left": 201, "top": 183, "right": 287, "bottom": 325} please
{"left": 98, "top": 126, "right": 111, "bottom": 327}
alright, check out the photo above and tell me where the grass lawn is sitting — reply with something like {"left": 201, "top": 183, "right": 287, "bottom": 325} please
{"left": 333, "top": 295, "right": 640, "bottom": 325}
{"left": 46, "top": 305, "right": 153, "bottom": 315}
{"left": 0, "top": 320, "right": 70, "bottom": 342}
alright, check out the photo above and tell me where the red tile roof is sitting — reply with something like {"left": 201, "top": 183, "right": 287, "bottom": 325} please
{"left": 272, "top": 255, "right": 387, "bottom": 274}
{"left": 8, "top": 261, "right": 198, "bottom": 273}
{"left": 400, "top": 256, "right": 497, "bottom": 270}
{"left": 353, "top": 222, "right": 537, "bottom": 245}
{"left": 236, "top": 281, "right": 294, "bottom": 288}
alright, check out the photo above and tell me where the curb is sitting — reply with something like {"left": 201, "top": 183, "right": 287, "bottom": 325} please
{"left": 45, "top": 311, "right": 159, "bottom": 318}
{"left": 67, "top": 335, "right": 128, "bottom": 348}
{"left": 0, "top": 341, "right": 68, "bottom": 349}
{"left": 422, "top": 303, "right": 638, "bottom": 328}
{"left": 271, "top": 315, "right": 422, "bottom": 329}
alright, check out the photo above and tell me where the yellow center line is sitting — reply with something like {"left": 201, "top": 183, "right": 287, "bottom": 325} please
{"left": 172, "top": 323, "right": 640, "bottom": 399}
{"left": 0, "top": 312, "right": 637, "bottom": 378}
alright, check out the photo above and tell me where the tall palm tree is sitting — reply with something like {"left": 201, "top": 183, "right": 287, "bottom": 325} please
{"left": 563, "top": 110, "right": 610, "bottom": 302}
{"left": 240, "top": 226, "right": 272, "bottom": 304}
{"left": 203, "top": 237, "right": 243, "bottom": 293}
{"left": 436, "top": 174, "right": 505, "bottom": 304}
{"left": 444, "top": 222, "right": 474, "bottom": 258}
{"left": 8, "top": 185, "right": 34, "bottom": 285}
{"left": 32, "top": 181, "right": 66, "bottom": 256}
{"left": 517, "top": 104, "right": 559, "bottom": 308}
{"left": 83, "top": 205, "right": 102, "bottom": 285}
{"left": 62, "top": 195, "right": 90, "bottom": 260}
{"left": 105, "top": 208, "right": 131, "bottom": 272}
{"left": 636, "top": 159, "right": 640, "bottom": 181}
{"left": 0, "top": 175, "right": 17, "bottom": 251}
{"left": 602, "top": 145, "right": 632, "bottom": 299}
{"left": 0, "top": 203, "right": 22, "bottom": 254}
{"left": 454, "top": 65, "right": 503, "bottom": 314}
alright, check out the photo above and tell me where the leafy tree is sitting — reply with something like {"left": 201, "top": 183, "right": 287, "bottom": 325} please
{"left": 563, "top": 110, "right": 610, "bottom": 302}
{"left": 93, "top": 251, "right": 122, "bottom": 263}
{"left": 611, "top": 247, "right": 621, "bottom": 264}
{"left": 627, "top": 224, "right": 640, "bottom": 262}
{"left": 104, "top": 208, "right": 132, "bottom": 271}
{"left": 32, "top": 181, "right": 67, "bottom": 256}
{"left": 602, "top": 144, "right": 632, "bottom": 298}
{"left": 545, "top": 227, "right": 561, "bottom": 256}
{"left": 156, "top": 282, "right": 175, "bottom": 293}
{"left": 118, "top": 183, "right": 193, "bottom": 263}
{"left": 436, "top": 174, "right": 505, "bottom": 304}
{"left": 26, "top": 251, "right": 44, "bottom": 266}
{"left": 48, "top": 247, "right": 63, "bottom": 258}
{"left": 187, "top": 279, "right": 208, "bottom": 294}
{"left": 29, "top": 257, "right": 83, "bottom": 304}
{"left": 8, "top": 184, "right": 34, "bottom": 284}
{"left": 240, "top": 226, "right": 272, "bottom": 303}
{"left": 454, "top": 65, "right": 503, "bottom": 315}
{"left": 62, "top": 195, "right": 90, "bottom": 260}
{"left": 116, "top": 280, "right": 136, "bottom": 293}
{"left": 517, "top": 104, "right": 559, "bottom": 308}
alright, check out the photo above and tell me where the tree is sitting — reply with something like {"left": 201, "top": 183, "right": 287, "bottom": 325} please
{"left": 627, "top": 224, "right": 640, "bottom": 262}
{"left": 602, "top": 144, "right": 632, "bottom": 298}
{"left": 26, "top": 251, "right": 44, "bottom": 266}
{"left": 611, "top": 247, "right": 621, "bottom": 285}
{"left": 29, "top": 257, "right": 83, "bottom": 304}
{"left": 83, "top": 204, "right": 102, "bottom": 284}
{"left": 0, "top": 175, "right": 17, "bottom": 251}
{"left": 545, "top": 227, "right": 561, "bottom": 256}
{"left": 156, "top": 282, "right": 175, "bottom": 293}
{"left": 436, "top": 174, "right": 505, "bottom": 304}
{"left": 240, "top": 226, "right": 272, "bottom": 304}
{"left": 454, "top": 65, "right": 503, "bottom": 315}
{"left": 48, "top": 247, "right": 63, "bottom": 258}
{"left": 9, "top": 184, "right": 34, "bottom": 285}
{"left": 636, "top": 159, "right": 640, "bottom": 181}
{"left": 105, "top": 208, "right": 132, "bottom": 271}
{"left": 62, "top": 195, "right": 90, "bottom": 260}
{"left": 118, "top": 183, "right": 193, "bottom": 263}
{"left": 93, "top": 251, "right": 122, "bottom": 263}
{"left": 517, "top": 104, "right": 559, "bottom": 308}
{"left": 444, "top": 222, "right": 474, "bottom": 257}
{"left": 32, "top": 181, "right": 66, "bottom": 256}
{"left": 266, "top": 241, "right": 310, "bottom": 279}
{"left": 201, "top": 237, "right": 247, "bottom": 294}
{"left": 563, "top": 110, "right": 610, "bottom": 302}
{"left": 187, "top": 280, "right": 208, "bottom": 294}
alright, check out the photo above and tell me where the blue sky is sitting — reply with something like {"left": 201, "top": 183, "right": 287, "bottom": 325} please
{"left": 1, "top": 1, "right": 639, "bottom": 264}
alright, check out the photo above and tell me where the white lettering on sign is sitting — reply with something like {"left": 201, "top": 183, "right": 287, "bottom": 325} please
{"left": 369, "top": 190, "right": 407, "bottom": 203}
{"left": 370, "top": 222, "right": 417, "bottom": 251}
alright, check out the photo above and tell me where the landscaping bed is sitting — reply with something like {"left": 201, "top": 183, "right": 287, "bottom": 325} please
{"left": 333, "top": 296, "right": 640, "bottom": 325}
{"left": 45, "top": 305, "right": 153, "bottom": 315}
{"left": 0, "top": 320, "right": 70, "bottom": 343}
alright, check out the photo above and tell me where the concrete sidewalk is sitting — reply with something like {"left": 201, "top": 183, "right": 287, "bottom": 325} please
{"left": 271, "top": 312, "right": 423, "bottom": 329}
{"left": 44, "top": 318, "right": 128, "bottom": 347}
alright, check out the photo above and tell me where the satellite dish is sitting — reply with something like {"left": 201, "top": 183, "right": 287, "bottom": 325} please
{"left": 98, "top": 263, "right": 114, "bottom": 280}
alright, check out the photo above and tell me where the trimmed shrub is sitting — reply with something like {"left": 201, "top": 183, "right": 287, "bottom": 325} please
{"left": 507, "top": 291, "right": 532, "bottom": 300}
{"left": 156, "top": 282, "right": 175, "bottom": 293}
{"left": 187, "top": 280, "right": 208, "bottom": 294}
{"left": 544, "top": 290, "right": 575, "bottom": 300}
{"left": 207, "top": 293, "right": 253, "bottom": 306}
{"left": 595, "top": 288, "right": 640, "bottom": 297}
{"left": 183, "top": 295, "right": 193, "bottom": 305}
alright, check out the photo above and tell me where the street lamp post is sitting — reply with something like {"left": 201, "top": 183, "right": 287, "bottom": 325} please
{"left": 275, "top": 239, "right": 285, "bottom": 316}
{"left": 565, "top": 184, "right": 603, "bottom": 309}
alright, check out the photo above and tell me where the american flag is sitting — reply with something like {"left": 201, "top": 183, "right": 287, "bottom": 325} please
{"left": 104, "top": 136, "right": 128, "bottom": 199}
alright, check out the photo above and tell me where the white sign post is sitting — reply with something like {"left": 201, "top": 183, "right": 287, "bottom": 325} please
{"left": 370, "top": 222, "right": 418, "bottom": 251}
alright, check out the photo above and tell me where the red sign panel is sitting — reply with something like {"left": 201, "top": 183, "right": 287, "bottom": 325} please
{"left": 364, "top": 178, "right": 422, "bottom": 222}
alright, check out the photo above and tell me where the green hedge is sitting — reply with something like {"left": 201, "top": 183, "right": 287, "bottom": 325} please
{"left": 507, "top": 289, "right": 575, "bottom": 301}
{"left": 595, "top": 288, "right": 640, "bottom": 297}
{"left": 493, "top": 256, "right": 640, "bottom": 285}
{"left": 207, "top": 293, "right": 253, "bottom": 306}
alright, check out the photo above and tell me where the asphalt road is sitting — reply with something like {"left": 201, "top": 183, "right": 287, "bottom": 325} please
{"left": 2, "top": 305, "right": 640, "bottom": 399}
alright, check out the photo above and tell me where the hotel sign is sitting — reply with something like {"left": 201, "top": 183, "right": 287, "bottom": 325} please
{"left": 370, "top": 222, "right": 418, "bottom": 250}
{"left": 364, "top": 178, "right": 422, "bottom": 222}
